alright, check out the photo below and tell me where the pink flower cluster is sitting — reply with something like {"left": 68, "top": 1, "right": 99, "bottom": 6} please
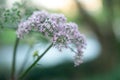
{"left": 16, "top": 10, "right": 87, "bottom": 66}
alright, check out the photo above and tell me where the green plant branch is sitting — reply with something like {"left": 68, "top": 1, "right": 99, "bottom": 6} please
{"left": 11, "top": 38, "right": 19, "bottom": 80}
{"left": 75, "top": 0, "right": 103, "bottom": 43}
{"left": 19, "top": 43, "right": 53, "bottom": 80}
{"left": 103, "top": 0, "right": 116, "bottom": 39}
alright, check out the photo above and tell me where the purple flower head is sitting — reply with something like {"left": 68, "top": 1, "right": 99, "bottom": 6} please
{"left": 16, "top": 10, "right": 87, "bottom": 66}
{"left": 16, "top": 20, "right": 32, "bottom": 38}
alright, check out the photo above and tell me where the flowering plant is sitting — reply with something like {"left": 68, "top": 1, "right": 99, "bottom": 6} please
{"left": 16, "top": 10, "right": 86, "bottom": 79}
{"left": 0, "top": 8, "right": 86, "bottom": 80}
{"left": 17, "top": 10, "right": 86, "bottom": 66}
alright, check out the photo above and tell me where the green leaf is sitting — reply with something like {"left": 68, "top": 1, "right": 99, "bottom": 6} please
{"left": 33, "top": 51, "right": 39, "bottom": 58}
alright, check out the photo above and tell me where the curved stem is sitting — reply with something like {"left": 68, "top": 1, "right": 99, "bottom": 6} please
{"left": 11, "top": 38, "right": 19, "bottom": 80}
{"left": 19, "top": 43, "right": 53, "bottom": 80}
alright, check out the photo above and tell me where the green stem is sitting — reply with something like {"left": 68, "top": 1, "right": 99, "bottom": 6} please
{"left": 11, "top": 38, "right": 19, "bottom": 80}
{"left": 19, "top": 43, "right": 53, "bottom": 80}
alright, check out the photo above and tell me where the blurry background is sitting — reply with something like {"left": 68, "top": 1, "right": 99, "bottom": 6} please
{"left": 0, "top": 0, "right": 120, "bottom": 80}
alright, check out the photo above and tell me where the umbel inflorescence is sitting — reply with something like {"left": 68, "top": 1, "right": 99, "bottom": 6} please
{"left": 16, "top": 10, "right": 87, "bottom": 66}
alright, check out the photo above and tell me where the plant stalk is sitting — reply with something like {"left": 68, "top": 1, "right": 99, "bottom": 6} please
{"left": 19, "top": 43, "right": 53, "bottom": 80}
{"left": 11, "top": 38, "right": 19, "bottom": 80}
